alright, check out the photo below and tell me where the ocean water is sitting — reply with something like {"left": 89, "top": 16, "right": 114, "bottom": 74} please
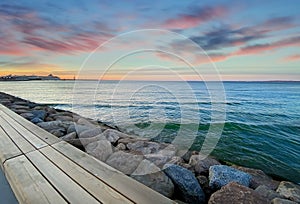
{"left": 0, "top": 80, "right": 299, "bottom": 183}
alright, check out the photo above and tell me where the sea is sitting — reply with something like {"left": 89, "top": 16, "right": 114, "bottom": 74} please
{"left": 0, "top": 80, "right": 299, "bottom": 183}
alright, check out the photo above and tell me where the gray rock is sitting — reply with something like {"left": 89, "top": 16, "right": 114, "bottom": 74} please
{"left": 255, "top": 185, "right": 283, "bottom": 201}
{"left": 106, "top": 151, "right": 143, "bottom": 175}
{"left": 209, "top": 165, "right": 252, "bottom": 189}
{"left": 54, "top": 115, "right": 74, "bottom": 122}
{"left": 10, "top": 104, "right": 29, "bottom": 110}
{"left": 164, "top": 164, "right": 205, "bottom": 204}
{"left": 31, "top": 117, "right": 44, "bottom": 124}
{"left": 80, "top": 135, "right": 104, "bottom": 146}
{"left": 77, "top": 118, "right": 97, "bottom": 127}
{"left": 79, "top": 127, "right": 103, "bottom": 138}
{"left": 50, "top": 129, "right": 65, "bottom": 137}
{"left": 167, "top": 156, "right": 184, "bottom": 165}
{"left": 103, "top": 129, "right": 129, "bottom": 141}
{"left": 127, "top": 141, "right": 160, "bottom": 155}
{"left": 145, "top": 154, "right": 172, "bottom": 168}
{"left": 102, "top": 129, "right": 123, "bottom": 143}
{"left": 131, "top": 160, "right": 174, "bottom": 198}
{"left": 233, "top": 165, "right": 279, "bottom": 190}
{"left": 67, "top": 124, "right": 76, "bottom": 134}
{"left": 61, "top": 132, "right": 77, "bottom": 140}
{"left": 208, "top": 182, "right": 268, "bottom": 204}
{"left": 32, "top": 110, "right": 47, "bottom": 120}
{"left": 85, "top": 140, "right": 113, "bottom": 162}
{"left": 20, "top": 112, "right": 35, "bottom": 120}
{"left": 271, "top": 198, "right": 298, "bottom": 204}
{"left": 37, "top": 121, "right": 71, "bottom": 132}
{"left": 14, "top": 109, "right": 30, "bottom": 114}
{"left": 73, "top": 124, "right": 90, "bottom": 135}
{"left": 189, "top": 154, "right": 220, "bottom": 175}
{"left": 116, "top": 143, "right": 126, "bottom": 151}
{"left": 276, "top": 181, "right": 300, "bottom": 203}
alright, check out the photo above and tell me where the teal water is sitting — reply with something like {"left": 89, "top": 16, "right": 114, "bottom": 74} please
{"left": 0, "top": 80, "right": 299, "bottom": 183}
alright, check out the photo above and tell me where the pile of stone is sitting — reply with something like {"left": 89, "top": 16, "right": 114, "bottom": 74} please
{"left": 1, "top": 92, "right": 299, "bottom": 204}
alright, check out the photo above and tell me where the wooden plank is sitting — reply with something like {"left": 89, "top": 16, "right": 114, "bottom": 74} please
{"left": 53, "top": 141, "right": 176, "bottom": 204}
{"left": 0, "top": 112, "right": 47, "bottom": 149}
{"left": 0, "top": 105, "right": 60, "bottom": 145}
{"left": 26, "top": 150, "right": 100, "bottom": 204}
{"left": 0, "top": 116, "right": 35, "bottom": 154}
{"left": 0, "top": 127, "right": 22, "bottom": 170}
{"left": 4, "top": 155, "right": 67, "bottom": 204}
{"left": 40, "top": 146, "right": 133, "bottom": 204}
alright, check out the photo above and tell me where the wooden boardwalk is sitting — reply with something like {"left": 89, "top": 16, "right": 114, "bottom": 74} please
{"left": 0, "top": 104, "right": 175, "bottom": 204}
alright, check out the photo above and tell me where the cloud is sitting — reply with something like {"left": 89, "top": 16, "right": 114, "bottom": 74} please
{"left": 283, "top": 54, "right": 300, "bottom": 62}
{"left": 0, "top": 3, "right": 114, "bottom": 56}
{"left": 162, "top": 5, "right": 228, "bottom": 29}
{"left": 235, "top": 36, "right": 300, "bottom": 55}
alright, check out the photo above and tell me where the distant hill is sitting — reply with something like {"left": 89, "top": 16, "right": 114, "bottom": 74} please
{"left": 0, "top": 74, "right": 60, "bottom": 81}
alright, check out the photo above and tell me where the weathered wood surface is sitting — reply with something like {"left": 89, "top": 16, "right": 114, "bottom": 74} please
{"left": 0, "top": 104, "right": 175, "bottom": 204}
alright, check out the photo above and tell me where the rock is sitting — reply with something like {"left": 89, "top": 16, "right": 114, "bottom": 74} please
{"left": 85, "top": 140, "right": 113, "bottom": 162}
{"left": 276, "top": 181, "right": 300, "bottom": 203}
{"left": 37, "top": 121, "right": 71, "bottom": 132}
{"left": 255, "top": 185, "right": 283, "bottom": 201}
{"left": 30, "top": 117, "right": 44, "bottom": 124}
{"left": 73, "top": 124, "right": 90, "bottom": 135}
{"left": 50, "top": 129, "right": 65, "bottom": 137}
{"left": 209, "top": 165, "right": 252, "bottom": 189}
{"left": 54, "top": 115, "right": 74, "bottom": 122}
{"left": 77, "top": 118, "right": 97, "bottom": 127}
{"left": 32, "top": 110, "right": 47, "bottom": 120}
{"left": 189, "top": 155, "right": 220, "bottom": 175}
{"left": 233, "top": 165, "right": 279, "bottom": 190}
{"left": 131, "top": 160, "right": 174, "bottom": 198}
{"left": 208, "top": 182, "right": 268, "bottom": 204}
{"left": 20, "top": 112, "right": 35, "bottom": 120}
{"left": 61, "top": 132, "right": 77, "bottom": 140}
{"left": 127, "top": 141, "right": 161, "bottom": 155}
{"left": 80, "top": 135, "right": 104, "bottom": 146}
{"left": 145, "top": 154, "right": 172, "bottom": 168}
{"left": 64, "top": 139, "right": 84, "bottom": 148}
{"left": 13, "top": 109, "right": 30, "bottom": 114}
{"left": 116, "top": 143, "right": 126, "bottom": 150}
{"left": 271, "top": 198, "right": 298, "bottom": 204}
{"left": 79, "top": 127, "right": 103, "bottom": 138}
{"left": 13, "top": 101, "right": 29, "bottom": 106}
{"left": 118, "top": 137, "right": 148, "bottom": 145}
{"left": 67, "top": 124, "right": 76, "bottom": 134}
{"left": 106, "top": 151, "right": 143, "bottom": 175}
{"left": 103, "top": 129, "right": 128, "bottom": 141}
{"left": 197, "top": 175, "right": 208, "bottom": 186}
{"left": 167, "top": 156, "right": 184, "bottom": 165}
{"left": 10, "top": 104, "right": 29, "bottom": 110}
{"left": 164, "top": 164, "right": 205, "bottom": 204}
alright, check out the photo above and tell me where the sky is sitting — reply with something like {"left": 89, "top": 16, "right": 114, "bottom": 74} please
{"left": 0, "top": 0, "right": 299, "bottom": 81}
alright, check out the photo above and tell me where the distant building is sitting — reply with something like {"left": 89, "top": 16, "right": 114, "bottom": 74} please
{"left": 0, "top": 74, "right": 61, "bottom": 81}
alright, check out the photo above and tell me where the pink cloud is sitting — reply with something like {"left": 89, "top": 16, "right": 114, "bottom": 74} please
{"left": 283, "top": 54, "right": 300, "bottom": 62}
{"left": 235, "top": 36, "right": 300, "bottom": 56}
{"left": 162, "top": 6, "right": 228, "bottom": 29}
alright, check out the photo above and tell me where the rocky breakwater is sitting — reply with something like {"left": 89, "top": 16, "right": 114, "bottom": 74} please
{"left": 1, "top": 92, "right": 299, "bottom": 204}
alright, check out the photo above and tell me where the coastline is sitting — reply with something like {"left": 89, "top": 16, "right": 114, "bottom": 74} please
{"left": 0, "top": 91, "right": 299, "bottom": 204}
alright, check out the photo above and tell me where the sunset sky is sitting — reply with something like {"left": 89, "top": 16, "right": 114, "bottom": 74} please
{"left": 0, "top": 0, "right": 299, "bottom": 80}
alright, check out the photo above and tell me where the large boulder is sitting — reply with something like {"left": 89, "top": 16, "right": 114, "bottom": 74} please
{"left": 131, "top": 160, "right": 174, "bottom": 198}
{"left": 127, "top": 141, "right": 161, "bottom": 155}
{"left": 209, "top": 165, "right": 252, "bottom": 189}
{"left": 208, "top": 182, "right": 268, "bottom": 204}
{"left": 37, "top": 121, "right": 71, "bottom": 132}
{"left": 271, "top": 198, "right": 298, "bottom": 204}
{"left": 276, "top": 181, "right": 300, "bottom": 203}
{"left": 106, "top": 151, "right": 143, "bottom": 175}
{"left": 79, "top": 127, "right": 103, "bottom": 138}
{"left": 164, "top": 164, "right": 205, "bottom": 204}
{"left": 20, "top": 112, "right": 35, "bottom": 120}
{"left": 189, "top": 155, "right": 220, "bottom": 175}
{"left": 145, "top": 154, "right": 172, "bottom": 168}
{"left": 85, "top": 140, "right": 113, "bottom": 162}
{"left": 32, "top": 110, "right": 47, "bottom": 120}
{"left": 232, "top": 165, "right": 279, "bottom": 190}
{"left": 103, "top": 129, "right": 129, "bottom": 142}
{"left": 255, "top": 185, "right": 283, "bottom": 202}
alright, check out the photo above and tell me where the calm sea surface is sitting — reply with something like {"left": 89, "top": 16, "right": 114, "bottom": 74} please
{"left": 1, "top": 80, "right": 299, "bottom": 183}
